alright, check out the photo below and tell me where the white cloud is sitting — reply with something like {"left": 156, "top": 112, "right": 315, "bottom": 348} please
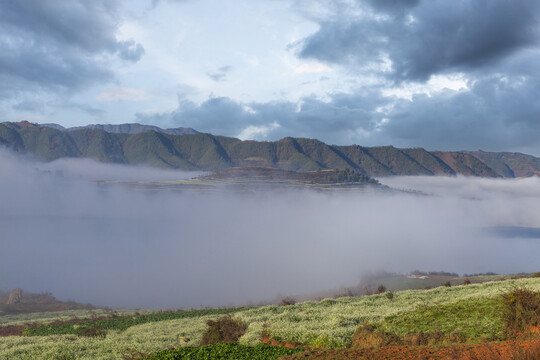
{"left": 382, "top": 74, "right": 470, "bottom": 100}
{"left": 294, "top": 63, "right": 333, "bottom": 74}
{"left": 237, "top": 122, "right": 280, "bottom": 140}
{"left": 96, "top": 88, "right": 148, "bottom": 101}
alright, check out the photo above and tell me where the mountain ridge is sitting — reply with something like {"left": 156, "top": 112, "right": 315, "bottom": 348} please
{"left": 1, "top": 121, "right": 539, "bottom": 178}
{"left": 40, "top": 122, "right": 198, "bottom": 136}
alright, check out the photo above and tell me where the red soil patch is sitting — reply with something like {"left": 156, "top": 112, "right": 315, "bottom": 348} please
{"left": 0, "top": 324, "right": 38, "bottom": 337}
{"left": 278, "top": 339, "right": 540, "bottom": 360}
{"left": 262, "top": 337, "right": 298, "bottom": 349}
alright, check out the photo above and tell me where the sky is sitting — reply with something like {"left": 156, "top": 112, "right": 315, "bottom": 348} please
{"left": 1, "top": 0, "right": 540, "bottom": 155}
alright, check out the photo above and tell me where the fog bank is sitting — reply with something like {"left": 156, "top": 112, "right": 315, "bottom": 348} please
{"left": 1, "top": 149, "right": 539, "bottom": 309}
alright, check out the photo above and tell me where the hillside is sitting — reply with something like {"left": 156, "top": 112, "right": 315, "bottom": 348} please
{"left": 1, "top": 121, "right": 538, "bottom": 177}
{"left": 199, "top": 167, "right": 377, "bottom": 185}
{"left": 127, "top": 167, "right": 381, "bottom": 193}
{"left": 463, "top": 150, "right": 540, "bottom": 177}
{"left": 1, "top": 277, "right": 539, "bottom": 359}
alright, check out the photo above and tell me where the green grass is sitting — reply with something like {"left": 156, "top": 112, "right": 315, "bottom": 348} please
{"left": 146, "top": 343, "right": 303, "bottom": 360}
{"left": 379, "top": 297, "right": 503, "bottom": 341}
{"left": 2, "top": 278, "right": 540, "bottom": 359}
{"left": 0, "top": 309, "right": 154, "bottom": 327}
{"left": 236, "top": 278, "right": 540, "bottom": 348}
{"left": 24, "top": 308, "right": 250, "bottom": 336}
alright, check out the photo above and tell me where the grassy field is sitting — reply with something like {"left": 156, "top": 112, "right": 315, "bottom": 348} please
{"left": 0, "top": 277, "right": 539, "bottom": 359}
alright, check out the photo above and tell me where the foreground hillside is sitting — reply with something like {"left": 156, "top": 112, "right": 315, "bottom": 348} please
{"left": 3, "top": 121, "right": 539, "bottom": 177}
{"left": 1, "top": 277, "right": 539, "bottom": 359}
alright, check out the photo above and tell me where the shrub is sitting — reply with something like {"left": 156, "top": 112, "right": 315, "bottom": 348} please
{"left": 333, "top": 287, "right": 354, "bottom": 298}
{"left": 281, "top": 297, "right": 296, "bottom": 306}
{"left": 501, "top": 288, "right": 540, "bottom": 338}
{"left": 377, "top": 285, "right": 386, "bottom": 294}
{"left": 21, "top": 326, "right": 32, "bottom": 337}
{"left": 385, "top": 291, "right": 394, "bottom": 300}
{"left": 76, "top": 324, "right": 107, "bottom": 338}
{"left": 200, "top": 315, "right": 247, "bottom": 345}
{"left": 443, "top": 281, "right": 452, "bottom": 287}
{"left": 353, "top": 323, "right": 468, "bottom": 349}
{"left": 352, "top": 323, "right": 399, "bottom": 349}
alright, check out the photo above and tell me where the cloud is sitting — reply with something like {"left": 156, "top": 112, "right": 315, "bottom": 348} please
{"left": 294, "top": 63, "right": 333, "bottom": 74}
{"left": 11, "top": 100, "right": 105, "bottom": 120}
{"left": 207, "top": 66, "right": 233, "bottom": 82}
{"left": 379, "top": 64, "right": 540, "bottom": 152}
{"left": 298, "top": 0, "right": 540, "bottom": 81}
{"left": 0, "top": 0, "right": 144, "bottom": 97}
{"left": 135, "top": 66, "right": 540, "bottom": 154}
{"left": 1, "top": 149, "right": 539, "bottom": 308}
{"left": 118, "top": 40, "right": 145, "bottom": 62}
{"left": 136, "top": 90, "right": 387, "bottom": 144}
{"left": 237, "top": 122, "right": 280, "bottom": 140}
{"left": 64, "top": 102, "right": 106, "bottom": 120}
{"left": 365, "top": 0, "right": 420, "bottom": 13}
{"left": 97, "top": 88, "right": 148, "bottom": 101}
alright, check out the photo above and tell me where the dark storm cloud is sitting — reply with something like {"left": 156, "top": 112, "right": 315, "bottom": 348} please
{"left": 0, "top": 0, "right": 144, "bottom": 96}
{"left": 137, "top": 59, "right": 540, "bottom": 154}
{"left": 380, "top": 70, "right": 540, "bottom": 152}
{"left": 299, "top": 0, "right": 540, "bottom": 81}
{"left": 364, "top": 0, "right": 420, "bottom": 14}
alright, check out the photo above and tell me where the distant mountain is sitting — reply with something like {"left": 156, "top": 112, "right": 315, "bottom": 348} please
{"left": 1, "top": 121, "right": 538, "bottom": 178}
{"left": 41, "top": 122, "right": 198, "bottom": 136}
{"left": 462, "top": 150, "right": 540, "bottom": 177}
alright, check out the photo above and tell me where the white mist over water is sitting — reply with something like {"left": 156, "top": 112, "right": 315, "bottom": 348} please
{"left": 1, "top": 149, "right": 539, "bottom": 309}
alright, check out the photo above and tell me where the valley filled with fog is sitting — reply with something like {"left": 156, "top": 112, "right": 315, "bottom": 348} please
{"left": 1, "top": 149, "right": 539, "bottom": 309}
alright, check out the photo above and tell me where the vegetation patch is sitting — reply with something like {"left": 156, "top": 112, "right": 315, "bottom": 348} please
{"left": 23, "top": 307, "right": 249, "bottom": 337}
{"left": 200, "top": 315, "right": 247, "bottom": 345}
{"left": 2, "top": 278, "right": 540, "bottom": 359}
{"left": 502, "top": 287, "right": 540, "bottom": 338}
{"left": 145, "top": 343, "right": 303, "bottom": 360}
{"left": 378, "top": 297, "right": 503, "bottom": 342}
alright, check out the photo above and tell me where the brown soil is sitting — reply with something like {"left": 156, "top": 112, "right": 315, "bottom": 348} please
{"left": 278, "top": 339, "right": 540, "bottom": 360}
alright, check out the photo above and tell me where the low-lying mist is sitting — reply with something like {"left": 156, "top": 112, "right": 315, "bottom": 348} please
{"left": 1, "top": 149, "right": 539, "bottom": 309}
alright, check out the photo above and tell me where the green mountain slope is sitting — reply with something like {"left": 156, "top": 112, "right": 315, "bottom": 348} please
{"left": 4, "top": 122, "right": 81, "bottom": 161}
{"left": 69, "top": 129, "right": 127, "bottom": 163}
{"left": 2, "top": 121, "right": 539, "bottom": 177}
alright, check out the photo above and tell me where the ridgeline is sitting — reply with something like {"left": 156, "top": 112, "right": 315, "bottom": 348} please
{"left": 1, "top": 121, "right": 539, "bottom": 177}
